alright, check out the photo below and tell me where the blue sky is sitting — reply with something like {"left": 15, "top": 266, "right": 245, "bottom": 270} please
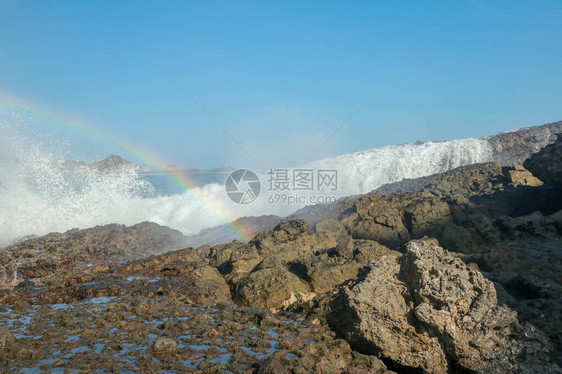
{"left": 1, "top": 1, "right": 561, "bottom": 169}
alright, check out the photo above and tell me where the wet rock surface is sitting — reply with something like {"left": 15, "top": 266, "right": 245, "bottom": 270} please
{"left": 0, "top": 222, "right": 186, "bottom": 288}
{"left": 0, "top": 288, "right": 386, "bottom": 372}
{"left": 0, "top": 230, "right": 389, "bottom": 373}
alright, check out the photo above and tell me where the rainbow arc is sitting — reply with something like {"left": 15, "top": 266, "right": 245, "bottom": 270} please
{"left": 0, "top": 90, "right": 253, "bottom": 242}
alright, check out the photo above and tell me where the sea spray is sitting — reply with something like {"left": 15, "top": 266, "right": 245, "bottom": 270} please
{"left": 311, "top": 138, "right": 494, "bottom": 196}
{"left": 0, "top": 119, "right": 495, "bottom": 247}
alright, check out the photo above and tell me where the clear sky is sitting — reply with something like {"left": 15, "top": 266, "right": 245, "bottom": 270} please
{"left": 1, "top": 1, "right": 561, "bottom": 169}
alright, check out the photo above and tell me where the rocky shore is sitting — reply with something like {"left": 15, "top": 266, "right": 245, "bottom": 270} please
{"left": 1, "top": 134, "right": 562, "bottom": 372}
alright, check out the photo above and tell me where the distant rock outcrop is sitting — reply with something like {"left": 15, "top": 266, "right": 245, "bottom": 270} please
{"left": 91, "top": 154, "right": 148, "bottom": 173}
{"left": 59, "top": 154, "right": 149, "bottom": 173}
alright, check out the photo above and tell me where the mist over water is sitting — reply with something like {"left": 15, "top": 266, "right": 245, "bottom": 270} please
{"left": 0, "top": 118, "right": 495, "bottom": 248}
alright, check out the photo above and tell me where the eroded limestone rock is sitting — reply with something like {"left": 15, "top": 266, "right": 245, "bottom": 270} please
{"left": 327, "top": 239, "right": 558, "bottom": 373}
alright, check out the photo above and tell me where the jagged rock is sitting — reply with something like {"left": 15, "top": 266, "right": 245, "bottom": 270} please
{"left": 438, "top": 223, "right": 475, "bottom": 251}
{"left": 341, "top": 163, "right": 562, "bottom": 251}
{"left": 299, "top": 238, "right": 400, "bottom": 292}
{"left": 326, "top": 239, "right": 558, "bottom": 373}
{"left": 327, "top": 252, "right": 448, "bottom": 372}
{"left": 250, "top": 220, "right": 311, "bottom": 252}
{"left": 504, "top": 164, "right": 543, "bottom": 186}
{"left": 468, "top": 236, "right": 562, "bottom": 350}
{"left": 211, "top": 220, "right": 335, "bottom": 308}
{"left": 210, "top": 220, "right": 397, "bottom": 308}
{"left": 235, "top": 264, "right": 314, "bottom": 308}
{"left": 525, "top": 133, "right": 562, "bottom": 187}
{"left": 373, "top": 162, "right": 543, "bottom": 198}
{"left": 290, "top": 196, "right": 359, "bottom": 227}
{"left": 477, "top": 236, "right": 562, "bottom": 284}
{"left": 345, "top": 193, "right": 412, "bottom": 247}
{"left": 342, "top": 192, "right": 452, "bottom": 248}
{"left": 493, "top": 210, "right": 562, "bottom": 243}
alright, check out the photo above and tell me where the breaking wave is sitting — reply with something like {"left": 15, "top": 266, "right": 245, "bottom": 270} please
{"left": 312, "top": 138, "right": 493, "bottom": 196}
{"left": 0, "top": 118, "right": 494, "bottom": 247}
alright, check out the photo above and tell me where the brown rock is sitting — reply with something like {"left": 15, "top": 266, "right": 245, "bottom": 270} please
{"left": 0, "top": 222, "right": 186, "bottom": 288}
{"left": 327, "top": 254, "right": 448, "bottom": 373}
{"left": 256, "top": 356, "right": 289, "bottom": 374}
{"left": 235, "top": 264, "right": 314, "bottom": 308}
{"left": 152, "top": 336, "right": 178, "bottom": 353}
{"left": 0, "top": 326, "right": 15, "bottom": 350}
{"left": 250, "top": 219, "right": 311, "bottom": 253}
{"left": 211, "top": 220, "right": 338, "bottom": 308}
{"left": 504, "top": 165, "right": 543, "bottom": 186}
{"left": 327, "top": 239, "right": 557, "bottom": 373}
{"left": 314, "top": 218, "right": 348, "bottom": 238}
{"left": 344, "top": 193, "right": 452, "bottom": 248}
{"left": 304, "top": 238, "right": 400, "bottom": 292}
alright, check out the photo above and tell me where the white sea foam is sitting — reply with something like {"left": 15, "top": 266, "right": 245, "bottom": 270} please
{"left": 311, "top": 138, "right": 494, "bottom": 196}
{"left": 0, "top": 117, "right": 495, "bottom": 247}
{"left": 0, "top": 121, "right": 291, "bottom": 246}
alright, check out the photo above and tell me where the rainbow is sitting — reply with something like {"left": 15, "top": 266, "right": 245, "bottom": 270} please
{"left": 0, "top": 89, "right": 255, "bottom": 242}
